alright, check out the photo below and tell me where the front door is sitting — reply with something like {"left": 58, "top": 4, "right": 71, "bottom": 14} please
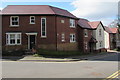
{"left": 30, "top": 35, "right": 36, "bottom": 49}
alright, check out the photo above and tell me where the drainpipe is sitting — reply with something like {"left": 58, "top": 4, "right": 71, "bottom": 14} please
{"left": 55, "top": 15, "right": 57, "bottom": 51}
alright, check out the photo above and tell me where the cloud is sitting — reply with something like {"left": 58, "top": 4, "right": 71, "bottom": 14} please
{"left": 0, "top": 8, "right": 3, "bottom": 10}
{"left": 71, "top": 0, "right": 119, "bottom": 25}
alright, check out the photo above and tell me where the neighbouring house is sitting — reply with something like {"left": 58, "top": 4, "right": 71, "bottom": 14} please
{"left": 88, "top": 21, "right": 106, "bottom": 52}
{"left": 104, "top": 26, "right": 111, "bottom": 50}
{"left": 78, "top": 19, "right": 106, "bottom": 52}
{"left": 2, "top": 5, "right": 79, "bottom": 52}
{"left": 77, "top": 19, "right": 97, "bottom": 53}
{"left": 116, "top": 28, "right": 120, "bottom": 49}
{"left": 108, "top": 27, "right": 119, "bottom": 50}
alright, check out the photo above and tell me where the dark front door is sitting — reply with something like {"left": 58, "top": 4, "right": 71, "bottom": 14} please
{"left": 30, "top": 35, "right": 35, "bottom": 49}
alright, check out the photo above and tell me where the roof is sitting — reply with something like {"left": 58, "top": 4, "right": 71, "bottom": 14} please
{"left": 109, "top": 27, "right": 118, "bottom": 33}
{"left": 104, "top": 26, "right": 118, "bottom": 33}
{"left": 77, "top": 19, "right": 92, "bottom": 29}
{"left": 78, "top": 19, "right": 104, "bottom": 30}
{"left": 2, "top": 5, "right": 77, "bottom": 19}
{"left": 50, "top": 6, "right": 77, "bottom": 19}
{"left": 88, "top": 21, "right": 101, "bottom": 29}
{"left": 104, "top": 26, "right": 112, "bottom": 33}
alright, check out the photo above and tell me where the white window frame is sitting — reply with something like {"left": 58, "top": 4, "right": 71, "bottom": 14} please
{"left": 70, "top": 34, "right": 76, "bottom": 43}
{"left": 61, "top": 33, "right": 65, "bottom": 42}
{"left": 30, "top": 16, "right": 35, "bottom": 24}
{"left": 10, "top": 16, "right": 19, "bottom": 27}
{"left": 70, "top": 19, "right": 75, "bottom": 28}
{"left": 85, "top": 42, "right": 88, "bottom": 50}
{"left": 41, "top": 17, "right": 47, "bottom": 38}
{"left": 84, "top": 29, "right": 88, "bottom": 37}
{"left": 99, "top": 41, "right": 102, "bottom": 47}
{"left": 6, "top": 33, "right": 22, "bottom": 45}
{"left": 99, "top": 29, "right": 102, "bottom": 36}
{"left": 61, "top": 20, "right": 65, "bottom": 23}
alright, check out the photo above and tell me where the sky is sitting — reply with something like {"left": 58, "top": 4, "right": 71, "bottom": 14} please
{"left": 0, "top": 0, "right": 119, "bottom": 26}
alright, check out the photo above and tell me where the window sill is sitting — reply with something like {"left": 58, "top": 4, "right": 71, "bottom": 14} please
{"left": 61, "top": 40, "right": 65, "bottom": 42}
{"left": 6, "top": 44, "right": 22, "bottom": 46}
{"left": 9, "top": 25, "right": 19, "bottom": 27}
{"left": 41, "top": 36, "right": 47, "bottom": 38}
{"left": 30, "top": 23, "right": 35, "bottom": 24}
{"left": 70, "top": 41, "right": 76, "bottom": 43}
{"left": 85, "top": 36, "right": 88, "bottom": 37}
{"left": 70, "top": 26, "right": 75, "bottom": 28}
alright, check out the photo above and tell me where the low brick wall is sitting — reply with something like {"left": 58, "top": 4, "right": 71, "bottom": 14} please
{"left": 57, "top": 42, "right": 79, "bottom": 51}
{"left": 38, "top": 44, "right": 56, "bottom": 50}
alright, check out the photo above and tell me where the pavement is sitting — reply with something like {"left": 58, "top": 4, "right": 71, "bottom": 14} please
{"left": 2, "top": 50, "right": 120, "bottom": 62}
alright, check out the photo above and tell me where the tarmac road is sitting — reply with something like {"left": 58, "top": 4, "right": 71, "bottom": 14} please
{"left": 2, "top": 52, "right": 120, "bottom": 79}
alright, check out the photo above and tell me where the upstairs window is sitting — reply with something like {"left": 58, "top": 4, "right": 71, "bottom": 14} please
{"left": 41, "top": 17, "right": 46, "bottom": 37}
{"left": 10, "top": 16, "right": 19, "bottom": 26}
{"left": 70, "top": 19, "right": 75, "bottom": 28}
{"left": 61, "top": 20, "right": 65, "bottom": 23}
{"left": 30, "top": 16, "right": 35, "bottom": 24}
{"left": 6, "top": 33, "right": 21, "bottom": 45}
{"left": 84, "top": 29, "right": 88, "bottom": 37}
{"left": 99, "top": 29, "right": 102, "bottom": 36}
{"left": 70, "top": 34, "right": 76, "bottom": 42}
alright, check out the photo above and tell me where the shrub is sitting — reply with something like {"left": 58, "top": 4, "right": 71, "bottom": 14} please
{"left": 33, "top": 54, "right": 41, "bottom": 57}
{"left": 36, "top": 49, "right": 83, "bottom": 58}
{"left": 2, "top": 49, "right": 25, "bottom": 56}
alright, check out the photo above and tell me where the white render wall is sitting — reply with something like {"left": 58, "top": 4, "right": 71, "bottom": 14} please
{"left": 93, "top": 24, "right": 105, "bottom": 50}
{"left": 104, "top": 31, "right": 110, "bottom": 49}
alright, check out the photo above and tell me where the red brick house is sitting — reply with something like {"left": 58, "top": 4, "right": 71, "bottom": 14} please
{"left": 2, "top": 5, "right": 79, "bottom": 51}
{"left": 77, "top": 19, "right": 97, "bottom": 53}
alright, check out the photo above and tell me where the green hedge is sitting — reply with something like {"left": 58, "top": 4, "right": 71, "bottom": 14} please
{"left": 2, "top": 50, "right": 25, "bottom": 56}
{"left": 36, "top": 49, "right": 84, "bottom": 58}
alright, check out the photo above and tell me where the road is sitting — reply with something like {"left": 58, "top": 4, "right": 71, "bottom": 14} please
{"left": 2, "top": 52, "right": 120, "bottom": 79}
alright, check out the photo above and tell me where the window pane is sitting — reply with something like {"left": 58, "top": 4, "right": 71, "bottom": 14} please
{"left": 6, "top": 35, "right": 9, "bottom": 44}
{"left": 10, "top": 39, "right": 15, "bottom": 44}
{"left": 31, "top": 20, "right": 35, "bottom": 23}
{"left": 15, "top": 17, "right": 18, "bottom": 21}
{"left": 31, "top": 17, "right": 34, "bottom": 19}
{"left": 11, "top": 17, "right": 19, "bottom": 25}
{"left": 17, "top": 39, "right": 20, "bottom": 44}
{"left": 17, "top": 34, "right": 20, "bottom": 39}
{"left": 42, "top": 32, "right": 45, "bottom": 36}
{"left": 41, "top": 18, "right": 46, "bottom": 37}
{"left": 15, "top": 22, "right": 18, "bottom": 25}
{"left": 12, "top": 18, "right": 14, "bottom": 21}
{"left": 42, "top": 26, "right": 45, "bottom": 31}
{"left": 10, "top": 34, "right": 15, "bottom": 39}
